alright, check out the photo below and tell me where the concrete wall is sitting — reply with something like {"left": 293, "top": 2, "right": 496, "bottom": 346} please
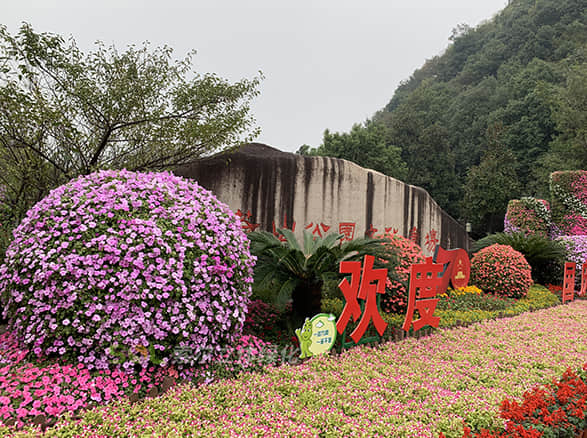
{"left": 175, "top": 143, "right": 470, "bottom": 255}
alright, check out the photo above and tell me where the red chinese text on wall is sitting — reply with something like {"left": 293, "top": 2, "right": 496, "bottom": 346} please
{"left": 272, "top": 214, "right": 296, "bottom": 242}
{"left": 305, "top": 222, "right": 331, "bottom": 238}
{"left": 338, "top": 222, "right": 356, "bottom": 242}
{"left": 425, "top": 229, "right": 439, "bottom": 253}
{"left": 235, "top": 209, "right": 260, "bottom": 233}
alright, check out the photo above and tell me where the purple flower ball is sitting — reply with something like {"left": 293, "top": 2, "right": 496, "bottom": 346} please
{"left": 0, "top": 170, "right": 255, "bottom": 371}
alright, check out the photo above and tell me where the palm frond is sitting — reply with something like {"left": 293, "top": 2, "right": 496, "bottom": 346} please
{"left": 278, "top": 228, "right": 302, "bottom": 253}
{"left": 275, "top": 277, "right": 299, "bottom": 310}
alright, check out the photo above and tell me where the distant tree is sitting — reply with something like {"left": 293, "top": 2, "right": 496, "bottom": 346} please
{"left": 296, "top": 144, "right": 312, "bottom": 155}
{"left": 462, "top": 125, "right": 521, "bottom": 237}
{"left": 541, "top": 62, "right": 587, "bottom": 171}
{"left": 303, "top": 121, "right": 408, "bottom": 180}
{"left": 0, "top": 23, "right": 261, "bottom": 233}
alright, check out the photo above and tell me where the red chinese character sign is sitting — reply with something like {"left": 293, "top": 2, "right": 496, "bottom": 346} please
{"left": 336, "top": 255, "right": 388, "bottom": 344}
{"left": 433, "top": 246, "right": 470, "bottom": 290}
{"left": 402, "top": 257, "right": 443, "bottom": 332}
{"left": 562, "top": 262, "right": 576, "bottom": 303}
{"left": 580, "top": 263, "right": 587, "bottom": 298}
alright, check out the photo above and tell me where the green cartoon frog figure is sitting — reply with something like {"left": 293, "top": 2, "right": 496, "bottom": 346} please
{"left": 295, "top": 318, "right": 313, "bottom": 359}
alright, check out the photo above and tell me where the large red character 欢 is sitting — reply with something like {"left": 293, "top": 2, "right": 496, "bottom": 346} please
{"left": 336, "top": 255, "right": 388, "bottom": 343}
{"left": 402, "top": 257, "right": 443, "bottom": 332}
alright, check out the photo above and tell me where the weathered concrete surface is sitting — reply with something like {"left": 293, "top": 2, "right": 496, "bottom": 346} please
{"left": 175, "top": 143, "right": 470, "bottom": 255}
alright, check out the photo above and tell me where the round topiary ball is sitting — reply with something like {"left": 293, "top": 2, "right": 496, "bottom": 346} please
{"left": 0, "top": 170, "right": 255, "bottom": 371}
{"left": 470, "top": 244, "right": 532, "bottom": 299}
{"left": 381, "top": 234, "right": 425, "bottom": 314}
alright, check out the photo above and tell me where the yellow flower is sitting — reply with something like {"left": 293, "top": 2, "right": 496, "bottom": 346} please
{"left": 135, "top": 345, "right": 149, "bottom": 357}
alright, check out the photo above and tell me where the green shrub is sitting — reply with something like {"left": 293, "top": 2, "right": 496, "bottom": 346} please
{"left": 473, "top": 232, "right": 567, "bottom": 285}
{"left": 519, "top": 284, "right": 560, "bottom": 310}
{"left": 437, "top": 285, "right": 515, "bottom": 312}
{"left": 471, "top": 244, "right": 533, "bottom": 299}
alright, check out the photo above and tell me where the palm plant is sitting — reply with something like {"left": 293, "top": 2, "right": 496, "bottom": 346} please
{"left": 248, "top": 228, "right": 398, "bottom": 325}
{"left": 473, "top": 232, "right": 568, "bottom": 285}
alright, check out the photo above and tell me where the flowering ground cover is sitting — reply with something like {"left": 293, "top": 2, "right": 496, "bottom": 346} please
{"left": 4, "top": 300, "right": 585, "bottom": 438}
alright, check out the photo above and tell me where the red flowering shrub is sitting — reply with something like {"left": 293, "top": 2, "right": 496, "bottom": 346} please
{"left": 504, "top": 198, "right": 551, "bottom": 238}
{"left": 550, "top": 170, "right": 587, "bottom": 236}
{"left": 242, "top": 299, "right": 289, "bottom": 345}
{"left": 380, "top": 234, "right": 425, "bottom": 314}
{"left": 471, "top": 244, "right": 533, "bottom": 299}
{"left": 456, "top": 364, "right": 587, "bottom": 438}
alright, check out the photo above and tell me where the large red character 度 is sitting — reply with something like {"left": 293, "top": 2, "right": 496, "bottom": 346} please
{"left": 336, "top": 255, "right": 388, "bottom": 343}
{"left": 402, "top": 257, "right": 443, "bottom": 332}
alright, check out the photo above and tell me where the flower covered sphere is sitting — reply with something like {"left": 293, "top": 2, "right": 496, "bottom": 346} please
{"left": 0, "top": 170, "right": 255, "bottom": 372}
{"left": 470, "top": 244, "right": 533, "bottom": 299}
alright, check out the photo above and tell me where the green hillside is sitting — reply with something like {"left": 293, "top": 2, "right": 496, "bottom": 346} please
{"left": 301, "top": 0, "right": 586, "bottom": 237}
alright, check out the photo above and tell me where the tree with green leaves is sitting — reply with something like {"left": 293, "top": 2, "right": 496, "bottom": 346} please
{"left": 462, "top": 126, "right": 521, "bottom": 237}
{"left": 0, "top": 23, "right": 261, "bottom": 239}
{"left": 297, "top": 121, "right": 408, "bottom": 180}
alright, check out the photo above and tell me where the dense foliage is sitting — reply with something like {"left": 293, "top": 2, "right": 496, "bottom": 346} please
{"left": 380, "top": 234, "right": 425, "bottom": 314}
{"left": 303, "top": 0, "right": 586, "bottom": 236}
{"left": 550, "top": 170, "right": 587, "bottom": 235}
{"left": 0, "top": 23, "right": 261, "bottom": 256}
{"left": 297, "top": 121, "right": 408, "bottom": 180}
{"left": 248, "top": 229, "right": 398, "bottom": 326}
{"left": 473, "top": 232, "right": 567, "bottom": 284}
{"left": 470, "top": 244, "right": 533, "bottom": 299}
{"left": 0, "top": 170, "right": 255, "bottom": 371}
{"left": 556, "top": 235, "right": 587, "bottom": 265}
{"left": 504, "top": 197, "right": 551, "bottom": 237}
{"left": 437, "top": 286, "right": 515, "bottom": 313}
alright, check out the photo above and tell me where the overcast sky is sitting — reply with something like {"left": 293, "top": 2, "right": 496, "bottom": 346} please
{"left": 3, "top": 0, "right": 508, "bottom": 153}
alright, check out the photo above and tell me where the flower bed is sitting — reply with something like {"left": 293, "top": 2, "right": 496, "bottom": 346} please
{"left": 4, "top": 300, "right": 585, "bottom": 437}
{"left": 459, "top": 365, "right": 587, "bottom": 437}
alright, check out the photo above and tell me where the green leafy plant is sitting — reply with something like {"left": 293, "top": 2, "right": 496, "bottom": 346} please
{"left": 0, "top": 23, "right": 261, "bottom": 257}
{"left": 473, "top": 232, "right": 567, "bottom": 284}
{"left": 437, "top": 286, "right": 515, "bottom": 312}
{"left": 248, "top": 229, "right": 398, "bottom": 326}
